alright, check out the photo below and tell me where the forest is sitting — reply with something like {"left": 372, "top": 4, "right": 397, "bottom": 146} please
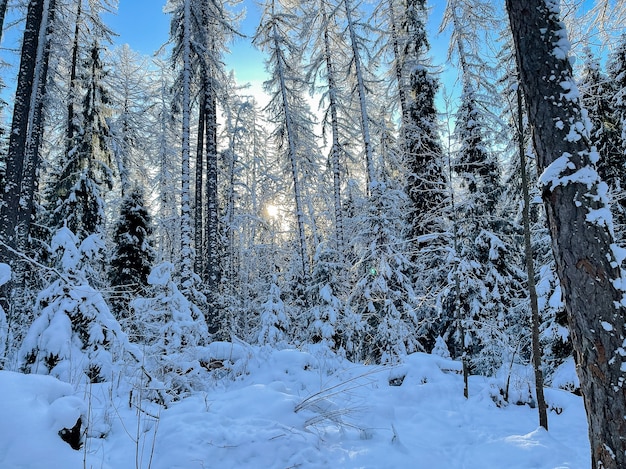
{"left": 0, "top": 0, "right": 626, "bottom": 467}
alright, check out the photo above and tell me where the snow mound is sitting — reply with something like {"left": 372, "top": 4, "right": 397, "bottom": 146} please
{"left": 0, "top": 348, "right": 590, "bottom": 468}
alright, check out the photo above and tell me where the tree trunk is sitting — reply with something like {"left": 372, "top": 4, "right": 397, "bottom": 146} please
{"left": 194, "top": 92, "right": 205, "bottom": 277}
{"left": 507, "top": 1, "right": 626, "bottom": 466}
{"left": 0, "top": 0, "right": 9, "bottom": 45}
{"left": 1, "top": 0, "right": 48, "bottom": 252}
{"left": 179, "top": 0, "right": 194, "bottom": 288}
{"left": 320, "top": 0, "right": 345, "bottom": 254}
{"left": 272, "top": 22, "right": 310, "bottom": 280}
{"left": 204, "top": 75, "right": 220, "bottom": 334}
{"left": 517, "top": 87, "right": 548, "bottom": 430}
{"left": 343, "top": 0, "right": 375, "bottom": 193}
{"left": 66, "top": 0, "right": 81, "bottom": 154}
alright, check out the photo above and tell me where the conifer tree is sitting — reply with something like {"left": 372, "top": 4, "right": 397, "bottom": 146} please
{"left": 507, "top": 1, "right": 626, "bottom": 465}
{"left": 258, "top": 277, "right": 289, "bottom": 347}
{"left": 108, "top": 187, "right": 155, "bottom": 335}
{"left": 350, "top": 181, "right": 419, "bottom": 364}
{"left": 254, "top": 0, "right": 318, "bottom": 282}
{"left": 19, "top": 228, "right": 125, "bottom": 384}
{"left": 48, "top": 41, "right": 113, "bottom": 242}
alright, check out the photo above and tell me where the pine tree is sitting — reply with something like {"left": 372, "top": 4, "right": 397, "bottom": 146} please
{"left": 48, "top": 41, "right": 113, "bottom": 242}
{"left": 254, "top": 0, "right": 319, "bottom": 282}
{"left": 258, "top": 277, "right": 289, "bottom": 347}
{"left": 108, "top": 187, "right": 155, "bottom": 336}
{"left": 349, "top": 181, "right": 419, "bottom": 364}
{"left": 19, "top": 228, "right": 125, "bottom": 384}
{"left": 507, "top": 1, "right": 626, "bottom": 465}
{"left": 600, "top": 39, "right": 626, "bottom": 237}
{"left": 306, "top": 243, "right": 344, "bottom": 352}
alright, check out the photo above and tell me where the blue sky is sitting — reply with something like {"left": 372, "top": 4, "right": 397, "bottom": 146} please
{"left": 105, "top": 1, "right": 267, "bottom": 86}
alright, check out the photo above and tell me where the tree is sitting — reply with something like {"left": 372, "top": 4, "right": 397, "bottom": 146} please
{"left": 255, "top": 0, "right": 318, "bottom": 281}
{"left": 341, "top": 0, "right": 376, "bottom": 192}
{"left": 169, "top": 0, "right": 195, "bottom": 288}
{"left": 108, "top": 187, "right": 155, "bottom": 334}
{"left": 0, "top": 0, "right": 57, "bottom": 303}
{"left": 47, "top": 41, "right": 113, "bottom": 242}
{"left": 581, "top": 46, "right": 626, "bottom": 237}
{"left": 257, "top": 277, "right": 289, "bottom": 347}
{"left": 507, "top": 1, "right": 626, "bottom": 466}
{"left": 349, "top": 181, "right": 419, "bottom": 364}
{"left": 302, "top": 0, "right": 352, "bottom": 254}
{"left": 18, "top": 228, "right": 125, "bottom": 384}
{"left": 131, "top": 262, "right": 209, "bottom": 404}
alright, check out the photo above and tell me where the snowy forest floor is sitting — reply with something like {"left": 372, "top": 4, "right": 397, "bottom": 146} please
{"left": 0, "top": 346, "right": 589, "bottom": 469}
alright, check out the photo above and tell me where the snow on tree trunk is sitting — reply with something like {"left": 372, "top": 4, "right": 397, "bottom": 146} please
{"left": 343, "top": 0, "right": 375, "bottom": 193}
{"left": 179, "top": 0, "right": 194, "bottom": 288}
{"left": 507, "top": 1, "right": 626, "bottom": 466}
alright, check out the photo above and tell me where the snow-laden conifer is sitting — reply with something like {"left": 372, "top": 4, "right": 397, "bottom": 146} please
{"left": 108, "top": 187, "right": 155, "bottom": 336}
{"left": 19, "top": 228, "right": 125, "bottom": 384}
{"left": 257, "top": 277, "right": 289, "bottom": 347}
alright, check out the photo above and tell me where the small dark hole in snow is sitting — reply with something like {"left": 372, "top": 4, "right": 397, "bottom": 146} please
{"left": 389, "top": 375, "right": 405, "bottom": 386}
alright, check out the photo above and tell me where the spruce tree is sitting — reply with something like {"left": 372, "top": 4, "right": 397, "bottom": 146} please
{"left": 19, "top": 228, "right": 125, "bottom": 384}
{"left": 108, "top": 187, "right": 155, "bottom": 335}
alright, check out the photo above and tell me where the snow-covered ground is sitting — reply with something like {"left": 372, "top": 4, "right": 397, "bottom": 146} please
{"left": 0, "top": 346, "right": 589, "bottom": 468}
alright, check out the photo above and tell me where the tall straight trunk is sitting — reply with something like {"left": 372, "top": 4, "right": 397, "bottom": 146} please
{"left": 320, "top": 0, "right": 345, "bottom": 254}
{"left": 343, "top": 0, "right": 375, "bottom": 193}
{"left": 194, "top": 92, "right": 205, "bottom": 276}
{"left": 388, "top": 0, "right": 408, "bottom": 125}
{"left": 273, "top": 23, "right": 310, "bottom": 279}
{"left": 0, "top": 0, "right": 55, "bottom": 259}
{"left": 517, "top": 87, "right": 548, "bottom": 430}
{"left": 0, "top": 0, "right": 8, "bottom": 45}
{"left": 204, "top": 76, "right": 220, "bottom": 333}
{"left": 158, "top": 72, "right": 173, "bottom": 263}
{"left": 66, "top": 0, "right": 81, "bottom": 153}
{"left": 507, "top": 1, "right": 626, "bottom": 466}
{"left": 180, "top": 0, "right": 194, "bottom": 287}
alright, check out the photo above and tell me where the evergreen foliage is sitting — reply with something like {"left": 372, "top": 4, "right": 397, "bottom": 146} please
{"left": 19, "top": 228, "right": 125, "bottom": 384}
{"left": 108, "top": 187, "right": 155, "bottom": 332}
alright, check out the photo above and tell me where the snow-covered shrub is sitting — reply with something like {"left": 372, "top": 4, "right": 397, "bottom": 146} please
{"left": 130, "top": 262, "right": 209, "bottom": 404}
{"left": 431, "top": 336, "right": 451, "bottom": 359}
{"left": 19, "top": 228, "right": 125, "bottom": 384}
{"left": 258, "top": 278, "right": 289, "bottom": 347}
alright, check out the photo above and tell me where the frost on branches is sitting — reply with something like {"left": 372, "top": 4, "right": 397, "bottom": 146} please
{"left": 18, "top": 228, "right": 125, "bottom": 384}
{"left": 130, "top": 262, "right": 209, "bottom": 404}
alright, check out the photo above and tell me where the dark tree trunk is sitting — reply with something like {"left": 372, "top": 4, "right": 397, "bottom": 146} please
{"left": 0, "top": 0, "right": 9, "bottom": 45}
{"left": 517, "top": 87, "right": 548, "bottom": 430}
{"left": 66, "top": 0, "right": 81, "bottom": 153}
{"left": 0, "top": 0, "right": 55, "bottom": 264}
{"left": 507, "top": 1, "right": 626, "bottom": 466}
{"left": 195, "top": 91, "right": 205, "bottom": 277}
{"left": 204, "top": 77, "right": 220, "bottom": 334}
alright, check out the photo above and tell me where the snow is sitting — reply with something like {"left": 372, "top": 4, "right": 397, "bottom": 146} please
{"left": 0, "top": 348, "right": 590, "bottom": 468}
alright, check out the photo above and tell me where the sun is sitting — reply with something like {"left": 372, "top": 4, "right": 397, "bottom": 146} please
{"left": 266, "top": 204, "right": 279, "bottom": 218}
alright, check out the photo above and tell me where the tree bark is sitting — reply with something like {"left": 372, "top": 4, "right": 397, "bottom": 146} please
{"left": 0, "top": 0, "right": 55, "bottom": 266}
{"left": 194, "top": 91, "right": 205, "bottom": 277}
{"left": 320, "top": 0, "right": 345, "bottom": 255}
{"left": 517, "top": 87, "right": 548, "bottom": 430}
{"left": 204, "top": 75, "right": 220, "bottom": 334}
{"left": 0, "top": 0, "right": 9, "bottom": 45}
{"left": 507, "top": 1, "right": 626, "bottom": 466}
